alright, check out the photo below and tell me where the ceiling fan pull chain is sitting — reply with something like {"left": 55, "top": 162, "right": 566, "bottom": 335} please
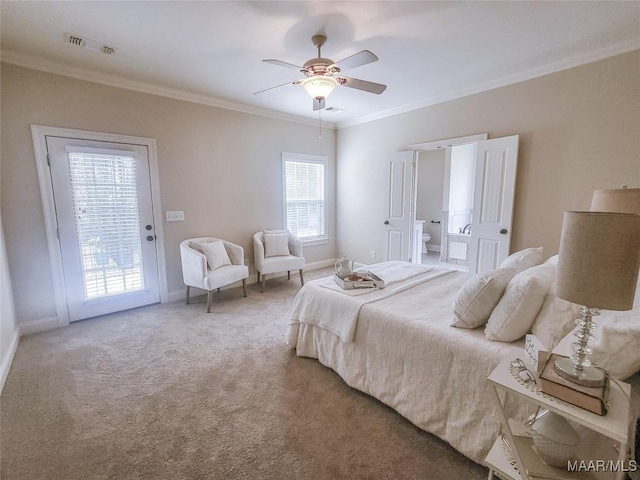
{"left": 318, "top": 109, "right": 322, "bottom": 139}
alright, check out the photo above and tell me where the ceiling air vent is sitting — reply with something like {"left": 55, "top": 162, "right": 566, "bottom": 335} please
{"left": 65, "top": 33, "right": 116, "bottom": 55}
{"left": 325, "top": 106, "right": 346, "bottom": 113}
{"left": 67, "top": 34, "right": 85, "bottom": 47}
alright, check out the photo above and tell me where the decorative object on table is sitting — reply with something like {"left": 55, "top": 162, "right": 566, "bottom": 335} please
{"left": 554, "top": 210, "right": 640, "bottom": 387}
{"left": 529, "top": 408, "right": 580, "bottom": 467}
{"left": 540, "top": 353, "right": 609, "bottom": 415}
{"left": 524, "top": 334, "right": 549, "bottom": 376}
{"left": 335, "top": 256, "right": 355, "bottom": 279}
{"left": 333, "top": 271, "right": 385, "bottom": 290}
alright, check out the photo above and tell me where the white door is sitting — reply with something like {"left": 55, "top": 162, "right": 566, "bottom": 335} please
{"left": 468, "top": 135, "right": 519, "bottom": 273}
{"left": 384, "top": 151, "right": 414, "bottom": 261}
{"left": 46, "top": 136, "right": 161, "bottom": 321}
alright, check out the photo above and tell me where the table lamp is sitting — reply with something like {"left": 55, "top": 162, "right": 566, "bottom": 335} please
{"left": 591, "top": 186, "right": 640, "bottom": 310}
{"left": 591, "top": 187, "right": 640, "bottom": 214}
{"left": 554, "top": 210, "right": 640, "bottom": 387}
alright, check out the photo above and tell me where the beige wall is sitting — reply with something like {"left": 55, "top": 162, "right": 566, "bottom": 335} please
{"left": 3, "top": 50, "right": 640, "bottom": 326}
{"left": 1, "top": 64, "right": 336, "bottom": 325}
{"left": 337, "top": 50, "right": 640, "bottom": 265}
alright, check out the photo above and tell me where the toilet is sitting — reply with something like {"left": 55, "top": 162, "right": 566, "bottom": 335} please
{"left": 422, "top": 233, "right": 431, "bottom": 254}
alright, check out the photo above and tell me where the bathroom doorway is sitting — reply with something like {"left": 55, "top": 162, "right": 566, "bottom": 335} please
{"left": 415, "top": 145, "right": 475, "bottom": 271}
{"left": 409, "top": 133, "right": 519, "bottom": 274}
{"left": 412, "top": 135, "right": 487, "bottom": 271}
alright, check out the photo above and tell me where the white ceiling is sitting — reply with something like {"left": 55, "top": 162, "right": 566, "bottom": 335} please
{"left": 2, "top": 1, "right": 639, "bottom": 128}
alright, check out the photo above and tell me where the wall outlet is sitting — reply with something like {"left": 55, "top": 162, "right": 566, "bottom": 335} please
{"left": 370, "top": 250, "right": 376, "bottom": 259}
{"left": 166, "top": 211, "right": 184, "bottom": 222}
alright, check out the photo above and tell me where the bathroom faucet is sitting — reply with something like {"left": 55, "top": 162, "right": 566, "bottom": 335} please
{"left": 462, "top": 224, "right": 472, "bottom": 234}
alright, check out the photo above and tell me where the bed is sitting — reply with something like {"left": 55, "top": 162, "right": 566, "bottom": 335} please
{"left": 286, "top": 261, "right": 534, "bottom": 464}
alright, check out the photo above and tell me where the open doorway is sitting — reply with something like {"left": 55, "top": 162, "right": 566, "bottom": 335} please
{"left": 410, "top": 134, "right": 488, "bottom": 272}
{"left": 415, "top": 144, "right": 475, "bottom": 271}
{"left": 407, "top": 133, "right": 519, "bottom": 274}
{"left": 385, "top": 134, "right": 517, "bottom": 274}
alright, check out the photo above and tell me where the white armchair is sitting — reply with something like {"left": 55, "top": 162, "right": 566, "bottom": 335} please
{"left": 253, "top": 230, "right": 305, "bottom": 292}
{"left": 180, "top": 237, "right": 249, "bottom": 312}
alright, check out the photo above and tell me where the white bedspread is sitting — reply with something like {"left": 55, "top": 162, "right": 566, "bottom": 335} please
{"left": 290, "top": 261, "right": 454, "bottom": 343}
{"left": 287, "top": 267, "right": 527, "bottom": 464}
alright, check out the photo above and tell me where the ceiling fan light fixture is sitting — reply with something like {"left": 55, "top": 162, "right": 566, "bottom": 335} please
{"left": 302, "top": 75, "right": 337, "bottom": 99}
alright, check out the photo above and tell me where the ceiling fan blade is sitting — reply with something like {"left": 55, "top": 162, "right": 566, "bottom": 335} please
{"left": 263, "top": 59, "right": 303, "bottom": 70}
{"left": 339, "top": 76, "right": 387, "bottom": 94}
{"left": 253, "top": 79, "right": 300, "bottom": 95}
{"left": 333, "top": 50, "right": 378, "bottom": 71}
{"left": 313, "top": 97, "right": 326, "bottom": 111}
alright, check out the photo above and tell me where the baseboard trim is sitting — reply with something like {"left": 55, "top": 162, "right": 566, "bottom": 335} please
{"left": 426, "top": 245, "right": 441, "bottom": 253}
{"left": 18, "top": 316, "right": 59, "bottom": 337}
{"left": 0, "top": 331, "right": 19, "bottom": 394}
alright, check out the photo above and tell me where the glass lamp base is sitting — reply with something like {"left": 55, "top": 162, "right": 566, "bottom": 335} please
{"left": 554, "top": 357, "right": 605, "bottom": 387}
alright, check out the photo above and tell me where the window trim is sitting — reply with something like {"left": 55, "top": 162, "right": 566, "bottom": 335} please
{"left": 282, "top": 152, "right": 328, "bottom": 243}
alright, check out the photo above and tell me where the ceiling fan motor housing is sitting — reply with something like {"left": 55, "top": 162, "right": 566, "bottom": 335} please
{"left": 302, "top": 58, "right": 340, "bottom": 77}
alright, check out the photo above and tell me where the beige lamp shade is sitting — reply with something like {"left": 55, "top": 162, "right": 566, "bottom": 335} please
{"left": 591, "top": 188, "right": 640, "bottom": 214}
{"left": 556, "top": 211, "right": 640, "bottom": 310}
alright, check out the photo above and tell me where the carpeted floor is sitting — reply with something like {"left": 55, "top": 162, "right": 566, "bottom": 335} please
{"left": 1, "top": 268, "right": 488, "bottom": 479}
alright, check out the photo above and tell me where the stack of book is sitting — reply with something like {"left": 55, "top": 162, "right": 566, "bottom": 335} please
{"left": 539, "top": 354, "right": 609, "bottom": 416}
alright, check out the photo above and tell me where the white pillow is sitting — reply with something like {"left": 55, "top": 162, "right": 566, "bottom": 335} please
{"left": 499, "top": 247, "right": 543, "bottom": 275}
{"left": 200, "top": 239, "right": 232, "bottom": 270}
{"left": 451, "top": 268, "right": 516, "bottom": 329}
{"left": 263, "top": 232, "right": 290, "bottom": 257}
{"left": 530, "top": 282, "right": 580, "bottom": 351}
{"left": 554, "top": 306, "right": 640, "bottom": 380}
{"left": 485, "top": 261, "right": 556, "bottom": 342}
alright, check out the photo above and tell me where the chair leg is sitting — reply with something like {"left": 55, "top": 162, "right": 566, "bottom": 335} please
{"left": 299, "top": 269, "right": 305, "bottom": 286}
{"left": 207, "top": 291, "right": 212, "bottom": 313}
{"left": 217, "top": 288, "right": 221, "bottom": 293}
{"left": 185, "top": 285, "right": 190, "bottom": 305}
{"left": 257, "top": 272, "right": 261, "bottom": 283}
{"left": 287, "top": 271, "right": 291, "bottom": 280}
{"left": 261, "top": 275, "right": 266, "bottom": 293}
{"left": 242, "top": 279, "right": 247, "bottom": 297}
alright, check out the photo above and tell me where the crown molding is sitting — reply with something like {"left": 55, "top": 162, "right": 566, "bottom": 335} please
{"left": 3, "top": 39, "right": 638, "bottom": 132}
{"left": 337, "top": 40, "right": 640, "bottom": 129}
{"left": 0, "top": 50, "right": 336, "bottom": 129}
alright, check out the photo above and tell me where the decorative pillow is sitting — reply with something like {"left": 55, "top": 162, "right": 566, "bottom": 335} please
{"left": 263, "top": 232, "right": 290, "bottom": 257}
{"left": 554, "top": 305, "right": 640, "bottom": 380}
{"left": 451, "top": 268, "right": 516, "bottom": 329}
{"left": 485, "top": 261, "right": 556, "bottom": 342}
{"left": 200, "top": 239, "right": 231, "bottom": 270}
{"left": 530, "top": 282, "right": 580, "bottom": 351}
{"left": 499, "top": 247, "right": 543, "bottom": 275}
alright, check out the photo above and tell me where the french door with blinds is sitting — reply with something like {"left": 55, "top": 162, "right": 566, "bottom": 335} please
{"left": 46, "top": 136, "right": 161, "bottom": 321}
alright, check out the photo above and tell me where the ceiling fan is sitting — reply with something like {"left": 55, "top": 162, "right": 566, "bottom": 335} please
{"left": 255, "top": 34, "right": 387, "bottom": 111}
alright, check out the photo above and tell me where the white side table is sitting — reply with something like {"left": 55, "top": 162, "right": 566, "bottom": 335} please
{"left": 485, "top": 355, "right": 635, "bottom": 480}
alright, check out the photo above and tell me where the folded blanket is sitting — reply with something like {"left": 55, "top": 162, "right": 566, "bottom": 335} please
{"left": 290, "top": 261, "right": 454, "bottom": 342}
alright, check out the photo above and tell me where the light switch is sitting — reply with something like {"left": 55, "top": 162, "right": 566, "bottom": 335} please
{"left": 166, "top": 211, "right": 184, "bottom": 222}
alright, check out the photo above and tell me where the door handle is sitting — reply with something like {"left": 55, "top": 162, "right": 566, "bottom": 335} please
{"left": 384, "top": 220, "right": 389, "bottom": 225}
{"left": 500, "top": 229, "right": 508, "bottom": 235}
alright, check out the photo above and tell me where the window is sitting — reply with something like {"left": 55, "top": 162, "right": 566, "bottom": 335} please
{"left": 283, "top": 153, "right": 327, "bottom": 242}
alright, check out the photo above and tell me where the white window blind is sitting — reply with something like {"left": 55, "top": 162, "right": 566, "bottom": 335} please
{"left": 283, "top": 153, "right": 326, "bottom": 240}
{"left": 68, "top": 151, "right": 145, "bottom": 299}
